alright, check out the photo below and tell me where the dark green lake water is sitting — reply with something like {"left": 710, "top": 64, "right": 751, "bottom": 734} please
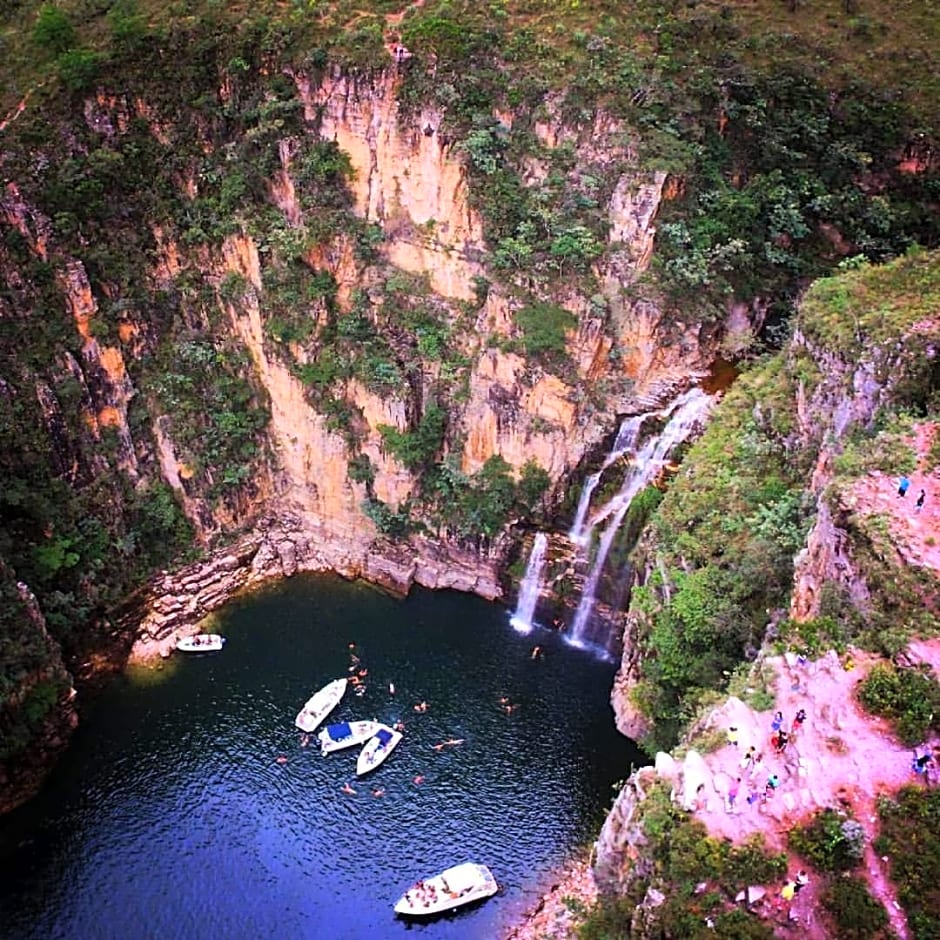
{"left": 0, "top": 574, "right": 644, "bottom": 939}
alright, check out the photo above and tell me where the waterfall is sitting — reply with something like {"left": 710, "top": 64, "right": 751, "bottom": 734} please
{"left": 568, "top": 413, "right": 650, "bottom": 546}
{"left": 568, "top": 388, "right": 714, "bottom": 649}
{"left": 510, "top": 532, "right": 548, "bottom": 633}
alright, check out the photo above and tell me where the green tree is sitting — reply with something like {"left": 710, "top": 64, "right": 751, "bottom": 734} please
{"left": 33, "top": 4, "right": 75, "bottom": 55}
{"left": 517, "top": 459, "right": 550, "bottom": 513}
{"left": 857, "top": 663, "right": 940, "bottom": 746}
{"left": 57, "top": 48, "right": 102, "bottom": 91}
{"left": 549, "top": 223, "right": 603, "bottom": 272}
{"left": 379, "top": 403, "right": 446, "bottom": 473}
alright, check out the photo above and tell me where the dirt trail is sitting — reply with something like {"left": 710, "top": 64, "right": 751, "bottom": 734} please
{"left": 0, "top": 98, "right": 25, "bottom": 131}
{"left": 678, "top": 422, "right": 940, "bottom": 937}
{"left": 684, "top": 646, "right": 922, "bottom": 939}
{"left": 847, "top": 423, "right": 940, "bottom": 574}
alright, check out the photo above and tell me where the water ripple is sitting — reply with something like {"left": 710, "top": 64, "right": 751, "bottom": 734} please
{"left": 0, "top": 577, "right": 644, "bottom": 940}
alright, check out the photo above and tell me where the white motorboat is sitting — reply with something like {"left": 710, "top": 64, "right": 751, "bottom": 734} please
{"left": 355, "top": 725, "right": 402, "bottom": 776}
{"left": 176, "top": 634, "right": 225, "bottom": 653}
{"left": 317, "top": 720, "right": 381, "bottom": 755}
{"left": 295, "top": 678, "right": 347, "bottom": 732}
{"left": 393, "top": 862, "right": 498, "bottom": 916}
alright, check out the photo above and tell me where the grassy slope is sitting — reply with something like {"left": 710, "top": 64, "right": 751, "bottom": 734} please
{"left": 629, "top": 248, "right": 940, "bottom": 752}
{"left": 2, "top": 0, "right": 938, "bottom": 122}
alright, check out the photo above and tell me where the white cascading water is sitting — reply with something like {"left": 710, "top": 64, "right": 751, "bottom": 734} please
{"left": 510, "top": 532, "right": 548, "bottom": 633}
{"left": 567, "top": 387, "right": 714, "bottom": 649}
{"left": 568, "top": 412, "right": 652, "bottom": 547}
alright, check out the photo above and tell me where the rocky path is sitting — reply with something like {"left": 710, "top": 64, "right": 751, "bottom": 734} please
{"left": 677, "top": 647, "right": 919, "bottom": 937}
{"left": 845, "top": 423, "right": 940, "bottom": 573}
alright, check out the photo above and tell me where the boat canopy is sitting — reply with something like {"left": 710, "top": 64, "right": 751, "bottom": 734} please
{"left": 325, "top": 722, "right": 351, "bottom": 741}
{"left": 446, "top": 863, "right": 486, "bottom": 893}
{"left": 376, "top": 728, "right": 393, "bottom": 746}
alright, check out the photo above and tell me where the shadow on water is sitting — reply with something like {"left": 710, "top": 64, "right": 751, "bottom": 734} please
{"left": 1, "top": 574, "right": 645, "bottom": 940}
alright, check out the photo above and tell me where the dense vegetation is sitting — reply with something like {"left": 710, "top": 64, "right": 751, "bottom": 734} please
{"left": 857, "top": 662, "right": 940, "bottom": 747}
{"left": 0, "top": 0, "right": 938, "bottom": 819}
{"left": 577, "top": 780, "right": 785, "bottom": 939}
{"left": 625, "top": 250, "right": 940, "bottom": 752}
{"left": 789, "top": 808, "right": 866, "bottom": 874}
{"left": 876, "top": 786, "right": 940, "bottom": 940}
{"left": 820, "top": 876, "right": 890, "bottom": 940}
{"left": 628, "top": 358, "right": 814, "bottom": 747}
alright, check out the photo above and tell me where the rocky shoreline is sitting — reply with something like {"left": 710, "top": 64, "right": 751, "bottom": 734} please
{"left": 503, "top": 851, "right": 598, "bottom": 940}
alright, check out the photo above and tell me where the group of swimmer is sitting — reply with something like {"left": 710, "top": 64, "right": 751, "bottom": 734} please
{"left": 276, "top": 638, "right": 526, "bottom": 788}
{"left": 499, "top": 696, "right": 518, "bottom": 714}
{"left": 338, "top": 643, "right": 472, "bottom": 794}
{"left": 340, "top": 782, "right": 386, "bottom": 797}
{"left": 347, "top": 643, "right": 368, "bottom": 697}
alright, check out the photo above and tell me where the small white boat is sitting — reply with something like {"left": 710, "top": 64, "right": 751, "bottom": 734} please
{"left": 176, "top": 634, "right": 225, "bottom": 653}
{"left": 394, "top": 862, "right": 498, "bottom": 916}
{"left": 295, "top": 678, "right": 347, "bottom": 732}
{"left": 318, "top": 720, "right": 382, "bottom": 755}
{"left": 356, "top": 725, "right": 402, "bottom": 776}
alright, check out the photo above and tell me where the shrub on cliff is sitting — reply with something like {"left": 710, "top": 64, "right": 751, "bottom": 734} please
{"left": 575, "top": 782, "right": 783, "bottom": 938}
{"left": 876, "top": 786, "right": 940, "bottom": 939}
{"left": 857, "top": 662, "right": 940, "bottom": 747}
{"left": 32, "top": 4, "right": 75, "bottom": 55}
{"left": 514, "top": 301, "right": 577, "bottom": 371}
{"left": 821, "top": 875, "right": 889, "bottom": 940}
{"left": 789, "top": 809, "right": 865, "bottom": 873}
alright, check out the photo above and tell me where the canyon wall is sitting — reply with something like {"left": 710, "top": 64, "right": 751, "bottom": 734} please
{"left": 0, "top": 62, "right": 741, "bottom": 807}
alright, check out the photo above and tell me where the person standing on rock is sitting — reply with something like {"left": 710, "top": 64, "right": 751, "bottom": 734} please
{"left": 695, "top": 782, "right": 707, "bottom": 811}
{"left": 913, "top": 751, "right": 933, "bottom": 777}
{"left": 916, "top": 489, "right": 926, "bottom": 512}
{"left": 727, "top": 726, "right": 740, "bottom": 747}
{"left": 748, "top": 752, "right": 764, "bottom": 781}
{"left": 765, "top": 773, "right": 780, "bottom": 799}
{"left": 727, "top": 777, "right": 741, "bottom": 814}
{"left": 791, "top": 709, "right": 807, "bottom": 734}
{"left": 898, "top": 476, "right": 911, "bottom": 498}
